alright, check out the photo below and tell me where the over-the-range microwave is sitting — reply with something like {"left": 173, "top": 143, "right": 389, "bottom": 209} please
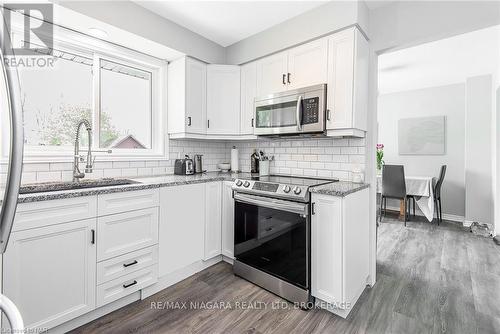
{"left": 254, "top": 84, "right": 326, "bottom": 136}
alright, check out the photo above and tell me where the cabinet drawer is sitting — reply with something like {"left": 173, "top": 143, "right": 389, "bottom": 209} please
{"left": 98, "top": 189, "right": 159, "bottom": 216}
{"left": 13, "top": 196, "right": 97, "bottom": 231}
{"left": 97, "top": 246, "right": 158, "bottom": 284}
{"left": 96, "top": 265, "right": 158, "bottom": 307}
{"left": 97, "top": 207, "right": 159, "bottom": 261}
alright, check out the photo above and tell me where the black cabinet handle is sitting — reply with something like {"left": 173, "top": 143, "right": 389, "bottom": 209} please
{"left": 187, "top": 116, "right": 192, "bottom": 126}
{"left": 287, "top": 73, "right": 291, "bottom": 84}
{"left": 91, "top": 229, "right": 95, "bottom": 244}
{"left": 312, "top": 203, "right": 316, "bottom": 215}
{"left": 207, "top": 119, "right": 210, "bottom": 128}
{"left": 282, "top": 74, "right": 286, "bottom": 85}
{"left": 251, "top": 118, "right": 254, "bottom": 128}
{"left": 123, "top": 260, "right": 138, "bottom": 268}
{"left": 327, "top": 109, "right": 331, "bottom": 121}
{"left": 123, "top": 280, "right": 137, "bottom": 289}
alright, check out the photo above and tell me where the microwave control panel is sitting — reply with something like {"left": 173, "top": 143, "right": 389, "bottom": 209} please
{"left": 302, "top": 97, "right": 320, "bottom": 125}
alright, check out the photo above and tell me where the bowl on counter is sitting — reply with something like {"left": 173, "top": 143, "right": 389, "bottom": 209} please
{"left": 217, "top": 163, "right": 231, "bottom": 172}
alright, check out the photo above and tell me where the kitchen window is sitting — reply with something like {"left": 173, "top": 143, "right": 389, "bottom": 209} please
{"left": 3, "top": 17, "right": 167, "bottom": 162}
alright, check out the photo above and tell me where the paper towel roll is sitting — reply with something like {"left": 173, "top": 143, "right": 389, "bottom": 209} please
{"left": 230, "top": 147, "right": 239, "bottom": 172}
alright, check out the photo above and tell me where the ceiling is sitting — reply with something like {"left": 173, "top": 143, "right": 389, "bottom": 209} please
{"left": 378, "top": 25, "right": 500, "bottom": 94}
{"left": 133, "top": 1, "right": 328, "bottom": 47}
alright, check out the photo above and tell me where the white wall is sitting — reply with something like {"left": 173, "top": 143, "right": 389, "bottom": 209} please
{"left": 378, "top": 84, "right": 466, "bottom": 218}
{"left": 225, "top": 0, "right": 367, "bottom": 65}
{"left": 58, "top": 1, "right": 226, "bottom": 64}
{"left": 369, "top": 1, "right": 500, "bottom": 53}
{"left": 465, "top": 75, "right": 494, "bottom": 226}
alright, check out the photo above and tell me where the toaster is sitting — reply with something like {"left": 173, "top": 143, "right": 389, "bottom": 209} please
{"left": 174, "top": 155, "right": 195, "bottom": 175}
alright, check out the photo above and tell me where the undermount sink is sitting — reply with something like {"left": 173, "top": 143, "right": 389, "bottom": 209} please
{"left": 19, "top": 178, "right": 140, "bottom": 195}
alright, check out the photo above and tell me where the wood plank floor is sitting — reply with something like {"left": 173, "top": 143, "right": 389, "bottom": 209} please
{"left": 71, "top": 213, "right": 500, "bottom": 334}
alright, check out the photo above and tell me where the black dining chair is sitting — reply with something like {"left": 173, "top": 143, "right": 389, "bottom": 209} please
{"left": 380, "top": 165, "right": 410, "bottom": 226}
{"left": 434, "top": 165, "right": 446, "bottom": 225}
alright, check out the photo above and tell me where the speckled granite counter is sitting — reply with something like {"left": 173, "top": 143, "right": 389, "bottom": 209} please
{"left": 11, "top": 172, "right": 253, "bottom": 204}
{"left": 309, "top": 181, "right": 369, "bottom": 197}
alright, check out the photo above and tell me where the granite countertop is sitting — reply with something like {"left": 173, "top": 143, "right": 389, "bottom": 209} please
{"left": 9, "top": 172, "right": 253, "bottom": 204}
{"left": 309, "top": 181, "right": 370, "bottom": 197}
{"left": 3, "top": 172, "right": 368, "bottom": 204}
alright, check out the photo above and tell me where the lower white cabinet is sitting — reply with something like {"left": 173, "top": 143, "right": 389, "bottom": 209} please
{"left": 96, "top": 265, "right": 158, "bottom": 307}
{"left": 159, "top": 183, "right": 205, "bottom": 276}
{"left": 97, "top": 207, "right": 159, "bottom": 261}
{"left": 311, "top": 188, "right": 369, "bottom": 318}
{"left": 204, "top": 181, "right": 222, "bottom": 260}
{"left": 3, "top": 218, "right": 96, "bottom": 330}
{"left": 221, "top": 181, "right": 234, "bottom": 258}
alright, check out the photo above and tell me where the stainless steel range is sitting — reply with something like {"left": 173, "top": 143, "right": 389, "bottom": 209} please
{"left": 232, "top": 175, "right": 336, "bottom": 305}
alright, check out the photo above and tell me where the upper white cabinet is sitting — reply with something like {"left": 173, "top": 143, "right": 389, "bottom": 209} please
{"left": 204, "top": 181, "right": 222, "bottom": 260}
{"left": 168, "top": 57, "right": 207, "bottom": 137}
{"left": 287, "top": 38, "right": 328, "bottom": 90}
{"left": 3, "top": 219, "right": 96, "bottom": 330}
{"left": 240, "top": 62, "right": 257, "bottom": 135}
{"left": 207, "top": 65, "right": 241, "bottom": 135}
{"left": 256, "top": 51, "right": 288, "bottom": 97}
{"left": 256, "top": 39, "right": 328, "bottom": 97}
{"left": 311, "top": 188, "right": 369, "bottom": 318}
{"left": 326, "top": 27, "right": 368, "bottom": 137}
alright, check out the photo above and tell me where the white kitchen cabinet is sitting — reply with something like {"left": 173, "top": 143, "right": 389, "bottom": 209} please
{"left": 221, "top": 181, "right": 234, "bottom": 258}
{"left": 256, "top": 51, "right": 288, "bottom": 97}
{"left": 255, "top": 39, "right": 328, "bottom": 97}
{"left": 168, "top": 56, "right": 207, "bottom": 137}
{"left": 3, "top": 219, "right": 96, "bottom": 330}
{"left": 207, "top": 65, "right": 241, "bottom": 135}
{"left": 240, "top": 62, "right": 257, "bottom": 135}
{"left": 97, "top": 207, "right": 159, "bottom": 261}
{"left": 311, "top": 188, "right": 369, "bottom": 318}
{"left": 204, "top": 181, "right": 222, "bottom": 260}
{"left": 287, "top": 38, "right": 328, "bottom": 90}
{"left": 97, "top": 189, "right": 159, "bottom": 216}
{"left": 326, "top": 27, "right": 368, "bottom": 137}
{"left": 159, "top": 183, "right": 205, "bottom": 276}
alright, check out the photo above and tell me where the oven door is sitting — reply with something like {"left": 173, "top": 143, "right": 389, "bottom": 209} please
{"left": 233, "top": 193, "right": 309, "bottom": 289}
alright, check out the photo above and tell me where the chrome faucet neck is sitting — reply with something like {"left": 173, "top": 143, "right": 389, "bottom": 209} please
{"left": 73, "top": 120, "right": 93, "bottom": 182}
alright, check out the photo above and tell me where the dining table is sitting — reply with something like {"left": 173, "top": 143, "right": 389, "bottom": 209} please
{"left": 376, "top": 175, "right": 435, "bottom": 222}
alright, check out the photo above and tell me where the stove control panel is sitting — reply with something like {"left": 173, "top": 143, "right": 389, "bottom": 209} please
{"left": 232, "top": 179, "right": 309, "bottom": 201}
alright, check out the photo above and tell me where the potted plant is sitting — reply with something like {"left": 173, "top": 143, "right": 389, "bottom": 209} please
{"left": 376, "top": 144, "right": 385, "bottom": 173}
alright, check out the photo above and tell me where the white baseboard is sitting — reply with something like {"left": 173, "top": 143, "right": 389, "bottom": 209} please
{"left": 382, "top": 204, "right": 464, "bottom": 224}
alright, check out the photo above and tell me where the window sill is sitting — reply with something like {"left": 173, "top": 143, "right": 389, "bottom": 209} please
{"left": 1, "top": 151, "right": 169, "bottom": 164}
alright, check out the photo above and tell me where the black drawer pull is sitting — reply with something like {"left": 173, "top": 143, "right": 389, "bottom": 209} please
{"left": 123, "top": 280, "right": 137, "bottom": 289}
{"left": 123, "top": 260, "right": 138, "bottom": 268}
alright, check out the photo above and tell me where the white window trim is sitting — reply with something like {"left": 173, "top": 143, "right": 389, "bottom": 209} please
{"left": 0, "top": 16, "right": 169, "bottom": 164}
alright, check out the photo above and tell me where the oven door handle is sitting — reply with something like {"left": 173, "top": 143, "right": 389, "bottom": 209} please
{"left": 296, "top": 95, "right": 303, "bottom": 131}
{"left": 234, "top": 193, "right": 309, "bottom": 216}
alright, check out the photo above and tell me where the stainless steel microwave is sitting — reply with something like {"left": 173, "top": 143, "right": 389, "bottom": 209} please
{"left": 254, "top": 84, "right": 326, "bottom": 136}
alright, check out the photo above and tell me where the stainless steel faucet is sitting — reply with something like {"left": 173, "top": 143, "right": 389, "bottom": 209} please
{"left": 73, "top": 119, "right": 93, "bottom": 182}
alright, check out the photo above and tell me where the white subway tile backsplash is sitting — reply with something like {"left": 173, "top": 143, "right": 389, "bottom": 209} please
{"left": 9, "top": 136, "right": 366, "bottom": 184}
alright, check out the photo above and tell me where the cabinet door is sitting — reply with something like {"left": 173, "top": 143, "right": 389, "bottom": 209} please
{"left": 287, "top": 38, "right": 328, "bottom": 90}
{"left": 311, "top": 194, "right": 343, "bottom": 305}
{"left": 221, "top": 181, "right": 234, "bottom": 258}
{"left": 185, "top": 57, "right": 207, "bottom": 134}
{"left": 207, "top": 65, "right": 241, "bottom": 134}
{"left": 97, "top": 207, "right": 159, "bottom": 261}
{"left": 326, "top": 28, "right": 355, "bottom": 130}
{"left": 3, "top": 219, "right": 96, "bottom": 330}
{"left": 240, "top": 62, "right": 257, "bottom": 135}
{"left": 159, "top": 183, "right": 205, "bottom": 276}
{"left": 256, "top": 51, "right": 288, "bottom": 97}
{"left": 204, "top": 182, "right": 222, "bottom": 260}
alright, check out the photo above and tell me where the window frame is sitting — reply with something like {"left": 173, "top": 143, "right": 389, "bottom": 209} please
{"left": 1, "top": 21, "right": 169, "bottom": 163}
